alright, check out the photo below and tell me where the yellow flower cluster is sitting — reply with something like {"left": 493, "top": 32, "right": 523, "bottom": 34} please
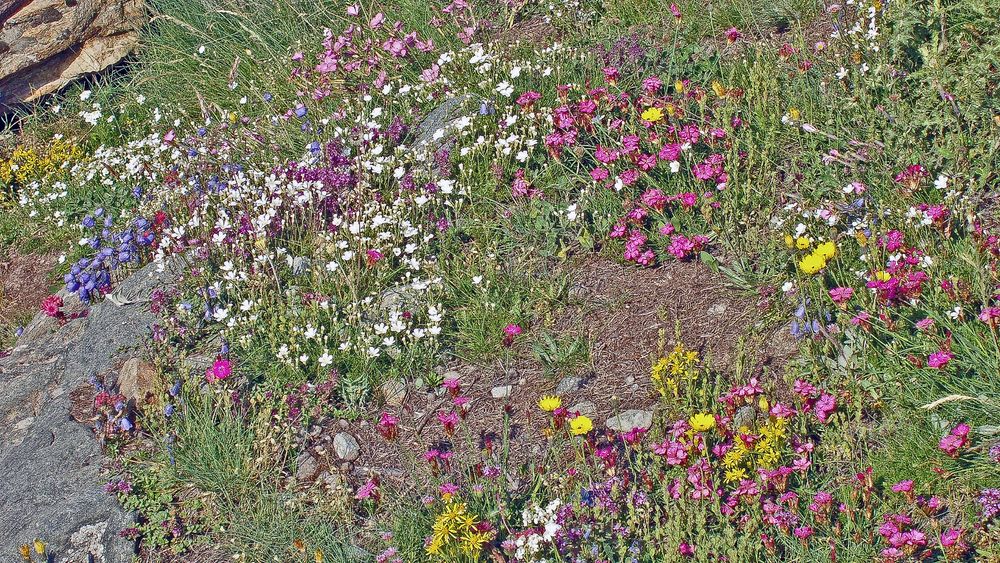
{"left": 721, "top": 416, "right": 789, "bottom": 483}
{"left": 651, "top": 343, "right": 700, "bottom": 398}
{"left": 427, "top": 501, "right": 492, "bottom": 559}
{"left": 798, "top": 241, "right": 837, "bottom": 275}
{"left": 0, "top": 140, "right": 82, "bottom": 187}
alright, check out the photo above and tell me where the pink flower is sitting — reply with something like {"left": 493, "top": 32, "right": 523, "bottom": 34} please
{"left": 927, "top": 350, "right": 953, "bottom": 369}
{"left": 979, "top": 307, "right": 1000, "bottom": 328}
{"left": 891, "top": 480, "right": 914, "bottom": 493}
{"left": 437, "top": 411, "right": 460, "bottom": 434}
{"left": 828, "top": 287, "right": 854, "bottom": 306}
{"left": 503, "top": 323, "right": 522, "bottom": 347}
{"left": 939, "top": 423, "right": 970, "bottom": 457}
{"left": 355, "top": 478, "right": 379, "bottom": 500}
{"left": 205, "top": 359, "right": 232, "bottom": 382}
{"left": 41, "top": 294, "right": 64, "bottom": 318}
{"left": 815, "top": 393, "right": 836, "bottom": 423}
{"left": 377, "top": 412, "right": 399, "bottom": 440}
{"left": 678, "top": 542, "right": 694, "bottom": 557}
{"left": 369, "top": 12, "right": 385, "bottom": 28}
{"left": 725, "top": 27, "right": 743, "bottom": 43}
{"left": 439, "top": 482, "right": 459, "bottom": 497}
{"left": 669, "top": 3, "right": 682, "bottom": 19}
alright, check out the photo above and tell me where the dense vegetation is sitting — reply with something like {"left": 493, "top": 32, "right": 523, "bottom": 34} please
{"left": 3, "top": 0, "right": 999, "bottom": 561}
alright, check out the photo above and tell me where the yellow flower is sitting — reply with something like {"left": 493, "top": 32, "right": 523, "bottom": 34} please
{"left": 18, "top": 544, "right": 31, "bottom": 561}
{"left": 569, "top": 415, "right": 593, "bottom": 435}
{"left": 874, "top": 270, "right": 891, "bottom": 282}
{"left": 538, "top": 395, "right": 562, "bottom": 412}
{"left": 855, "top": 231, "right": 869, "bottom": 247}
{"left": 758, "top": 396, "right": 770, "bottom": 412}
{"left": 724, "top": 467, "right": 748, "bottom": 482}
{"left": 689, "top": 412, "right": 715, "bottom": 432}
{"left": 675, "top": 80, "right": 685, "bottom": 93}
{"left": 711, "top": 81, "right": 727, "bottom": 98}
{"left": 789, "top": 107, "right": 801, "bottom": 120}
{"left": 798, "top": 253, "right": 827, "bottom": 274}
{"left": 641, "top": 107, "right": 664, "bottom": 123}
{"left": 784, "top": 234, "right": 794, "bottom": 248}
{"left": 815, "top": 241, "right": 837, "bottom": 260}
{"left": 314, "top": 549, "right": 324, "bottom": 563}
{"left": 795, "top": 236, "right": 811, "bottom": 250}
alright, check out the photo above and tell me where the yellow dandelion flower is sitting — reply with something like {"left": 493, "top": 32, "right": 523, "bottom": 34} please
{"left": 33, "top": 540, "right": 45, "bottom": 555}
{"left": 798, "top": 253, "right": 827, "bottom": 275}
{"left": 689, "top": 412, "right": 716, "bottom": 432}
{"left": 784, "top": 234, "right": 794, "bottom": 248}
{"left": 711, "top": 81, "right": 727, "bottom": 98}
{"left": 795, "top": 236, "right": 811, "bottom": 250}
{"left": 815, "top": 241, "right": 837, "bottom": 260}
{"left": 641, "top": 107, "right": 664, "bottom": 123}
{"left": 569, "top": 415, "right": 593, "bottom": 435}
{"left": 538, "top": 395, "right": 562, "bottom": 412}
{"left": 675, "top": 80, "right": 685, "bottom": 93}
{"left": 789, "top": 107, "right": 801, "bottom": 120}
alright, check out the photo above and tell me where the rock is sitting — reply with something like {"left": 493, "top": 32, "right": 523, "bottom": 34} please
{"left": 116, "top": 358, "right": 158, "bottom": 404}
{"left": 707, "top": 302, "right": 729, "bottom": 316}
{"left": 491, "top": 385, "right": 513, "bottom": 399}
{"left": 291, "top": 256, "right": 311, "bottom": 276}
{"left": 333, "top": 432, "right": 360, "bottom": 461}
{"left": 413, "top": 94, "right": 471, "bottom": 151}
{"left": 0, "top": 0, "right": 145, "bottom": 109}
{"left": 0, "top": 258, "right": 183, "bottom": 561}
{"left": 380, "top": 379, "right": 406, "bottom": 406}
{"left": 568, "top": 401, "right": 597, "bottom": 419}
{"left": 606, "top": 410, "right": 654, "bottom": 433}
{"left": 295, "top": 451, "right": 320, "bottom": 482}
{"left": 556, "top": 375, "right": 583, "bottom": 395}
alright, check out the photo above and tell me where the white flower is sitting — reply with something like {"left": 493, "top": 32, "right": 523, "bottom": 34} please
{"left": 934, "top": 174, "right": 948, "bottom": 190}
{"left": 836, "top": 67, "right": 849, "bottom": 80}
{"left": 80, "top": 90, "right": 92, "bottom": 101}
{"left": 318, "top": 352, "right": 333, "bottom": 367}
{"left": 213, "top": 307, "right": 229, "bottom": 322}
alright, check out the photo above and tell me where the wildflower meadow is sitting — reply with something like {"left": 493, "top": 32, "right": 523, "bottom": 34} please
{"left": 2, "top": 0, "right": 999, "bottom": 561}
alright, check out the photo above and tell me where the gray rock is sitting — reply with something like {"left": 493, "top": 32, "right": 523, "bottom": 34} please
{"left": 0, "top": 258, "right": 183, "bottom": 561}
{"left": 491, "top": 385, "right": 513, "bottom": 399}
{"left": 380, "top": 379, "right": 407, "bottom": 407}
{"left": 568, "top": 401, "right": 597, "bottom": 419}
{"left": 707, "top": 302, "right": 729, "bottom": 316}
{"left": 556, "top": 375, "right": 583, "bottom": 395}
{"left": 413, "top": 94, "right": 472, "bottom": 151}
{"left": 606, "top": 410, "right": 654, "bottom": 433}
{"left": 296, "top": 451, "right": 320, "bottom": 482}
{"left": 333, "top": 432, "right": 360, "bottom": 461}
{"left": 291, "top": 256, "right": 311, "bottom": 276}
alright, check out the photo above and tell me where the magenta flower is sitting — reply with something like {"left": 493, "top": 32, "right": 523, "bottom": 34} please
{"left": 41, "top": 294, "right": 64, "bottom": 318}
{"left": 828, "top": 286, "right": 854, "bottom": 306}
{"left": 939, "top": 423, "right": 970, "bottom": 457}
{"left": 891, "top": 480, "right": 914, "bottom": 493}
{"left": 927, "top": 350, "right": 953, "bottom": 368}
{"left": 377, "top": 412, "right": 399, "bottom": 440}
{"left": 355, "top": 478, "right": 379, "bottom": 500}
{"left": 725, "top": 27, "right": 743, "bottom": 43}
{"left": 205, "top": 359, "right": 232, "bottom": 382}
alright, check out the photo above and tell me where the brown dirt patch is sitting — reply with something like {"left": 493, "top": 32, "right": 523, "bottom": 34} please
{"left": 0, "top": 251, "right": 57, "bottom": 342}
{"left": 309, "top": 256, "right": 797, "bottom": 497}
